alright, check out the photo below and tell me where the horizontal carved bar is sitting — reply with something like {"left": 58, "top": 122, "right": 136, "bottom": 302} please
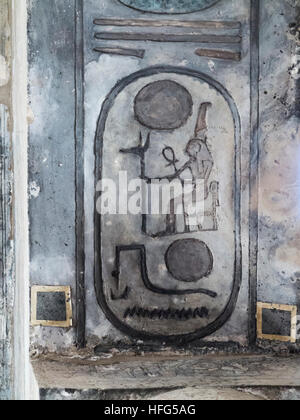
{"left": 195, "top": 48, "right": 241, "bottom": 61}
{"left": 94, "top": 47, "right": 145, "bottom": 58}
{"left": 94, "top": 18, "right": 241, "bottom": 30}
{"left": 33, "top": 355, "right": 300, "bottom": 389}
{"left": 95, "top": 32, "right": 242, "bottom": 44}
{"left": 124, "top": 306, "right": 209, "bottom": 320}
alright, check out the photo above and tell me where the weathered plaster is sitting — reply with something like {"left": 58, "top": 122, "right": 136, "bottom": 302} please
{"left": 257, "top": 0, "right": 300, "bottom": 316}
{"left": 28, "top": 0, "right": 77, "bottom": 352}
{"left": 0, "top": 55, "right": 9, "bottom": 87}
{"left": 12, "top": 0, "right": 38, "bottom": 400}
{"left": 0, "top": 0, "right": 38, "bottom": 399}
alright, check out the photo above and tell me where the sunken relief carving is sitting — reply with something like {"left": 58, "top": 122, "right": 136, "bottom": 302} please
{"left": 118, "top": 0, "right": 220, "bottom": 14}
{"left": 95, "top": 66, "right": 241, "bottom": 344}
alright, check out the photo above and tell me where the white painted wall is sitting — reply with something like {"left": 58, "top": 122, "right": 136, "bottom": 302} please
{"left": 11, "top": 0, "right": 38, "bottom": 400}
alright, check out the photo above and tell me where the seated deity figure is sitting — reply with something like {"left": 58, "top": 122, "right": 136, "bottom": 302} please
{"left": 157, "top": 103, "right": 214, "bottom": 233}
{"left": 167, "top": 103, "right": 213, "bottom": 198}
{"left": 121, "top": 102, "right": 218, "bottom": 236}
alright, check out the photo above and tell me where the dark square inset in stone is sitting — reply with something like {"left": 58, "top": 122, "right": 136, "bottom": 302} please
{"left": 262, "top": 308, "right": 291, "bottom": 337}
{"left": 36, "top": 292, "right": 67, "bottom": 322}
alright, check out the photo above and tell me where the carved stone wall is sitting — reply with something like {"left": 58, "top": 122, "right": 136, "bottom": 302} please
{"left": 28, "top": 0, "right": 300, "bottom": 354}
{"left": 257, "top": 0, "right": 300, "bottom": 349}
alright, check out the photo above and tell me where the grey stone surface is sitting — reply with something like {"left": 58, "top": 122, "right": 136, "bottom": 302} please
{"left": 27, "top": 0, "right": 300, "bottom": 353}
{"left": 84, "top": 0, "right": 249, "bottom": 345}
{"left": 257, "top": 1, "right": 300, "bottom": 328}
{"left": 165, "top": 239, "right": 213, "bottom": 282}
{"left": 28, "top": 0, "right": 76, "bottom": 350}
{"left": 134, "top": 80, "right": 193, "bottom": 130}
